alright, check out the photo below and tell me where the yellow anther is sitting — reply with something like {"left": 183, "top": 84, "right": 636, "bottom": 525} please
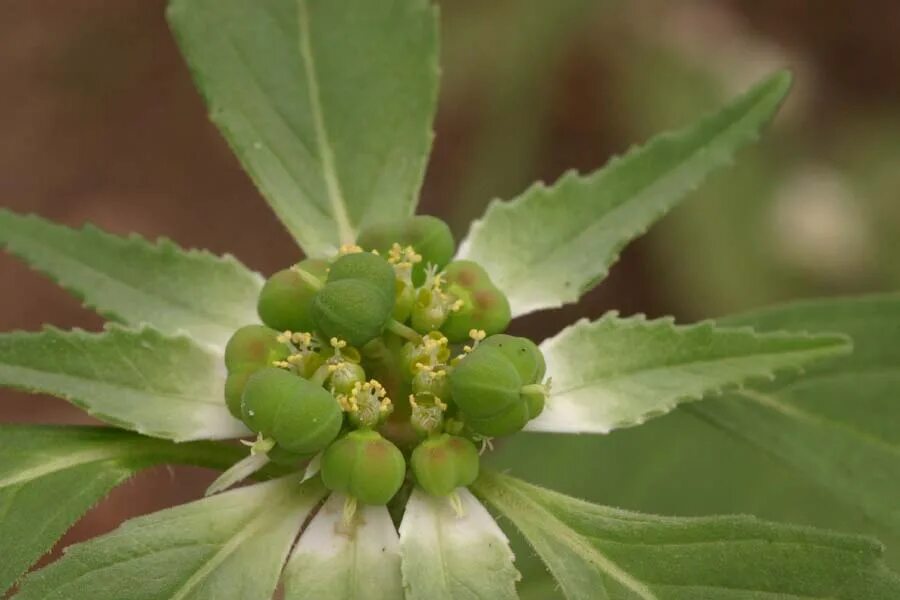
{"left": 338, "top": 243, "right": 363, "bottom": 255}
{"left": 470, "top": 329, "right": 486, "bottom": 342}
{"left": 434, "top": 397, "right": 448, "bottom": 411}
{"left": 276, "top": 331, "right": 293, "bottom": 344}
{"left": 272, "top": 360, "right": 292, "bottom": 369}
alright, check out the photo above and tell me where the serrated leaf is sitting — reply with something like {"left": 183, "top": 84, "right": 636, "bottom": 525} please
{"left": 14, "top": 476, "right": 326, "bottom": 600}
{"left": 167, "top": 0, "right": 439, "bottom": 257}
{"left": 457, "top": 71, "right": 791, "bottom": 317}
{"left": 399, "top": 487, "right": 520, "bottom": 600}
{"left": 474, "top": 469, "right": 900, "bottom": 600}
{"left": 0, "top": 209, "right": 261, "bottom": 351}
{"left": 284, "top": 493, "right": 402, "bottom": 600}
{"left": 528, "top": 312, "right": 850, "bottom": 434}
{"left": 693, "top": 293, "right": 900, "bottom": 536}
{"left": 0, "top": 325, "right": 248, "bottom": 441}
{"left": 0, "top": 425, "right": 254, "bottom": 596}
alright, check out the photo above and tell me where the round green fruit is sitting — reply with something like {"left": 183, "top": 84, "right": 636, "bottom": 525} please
{"left": 440, "top": 261, "right": 511, "bottom": 342}
{"left": 321, "top": 430, "right": 406, "bottom": 505}
{"left": 356, "top": 216, "right": 455, "bottom": 285}
{"left": 312, "top": 279, "right": 394, "bottom": 347}
{"left": 480, "top": 334, "right": 546, "bottom": 383}
{"left": 327, "top": 252, "right": 396, "bottom": 302}
{"left": 241, "top": 368, "right": 343, "bottom": 454}
{"left": 224, "top": 370, "right": 253, "bottom": 419}
{"left": 411, "top": 434, "right": 479, "bottom": 496}
{"left": 224, "top": 325, "right": 289, "bottom": 373}
{"left": 449, "top": 345, "right": 539, "bottom": 437}
{"left": 257, "top": 259, "right": 328, "bottom": 333}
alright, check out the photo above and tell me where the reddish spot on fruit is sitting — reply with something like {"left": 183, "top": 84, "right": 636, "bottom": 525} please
{"left": 475, "top": 290, "right": 495, "bottom": 308}
{"left": 365, "top": 442, "right": 388, "bottom": 458}
{"left": 456, "top": 269, "right": 478, "bottom": 287}
{"left": 429, "top": 447, "right": 448, "bottom": 463}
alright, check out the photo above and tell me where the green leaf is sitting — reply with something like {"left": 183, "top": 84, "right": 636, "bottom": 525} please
{"left": 15, "top": 476, "right": 326, "bottom": 600}
{"left": 0, "top": 325, "right": 247, "bottom": 441}
{"left": 529, "top": 312, "right": 850, "bottom": 434}
{"left": 0, "top": 209, "right": 261, "bottom": 351}
{"left": 284, "top": 492, "right": 402, "bottom": 600}
{"left": 474, "top": 469, "right": 900, "bottom": 599}
{"left": 458, "top": 71, "right": 792, "bottom": 317}
{"left": 693, "top": 293, "right": 900, "bottom": 536}
{"left": 167, "top": 0, "right": 439, "bottom": 257}
{"left": 399, "top": 488, "right": 520, "bottom": 600}
{"left": 0, "top": 425, "right": 254, "bottom": 596}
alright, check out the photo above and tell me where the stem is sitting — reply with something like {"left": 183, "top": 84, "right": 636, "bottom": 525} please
{"left": 310, "top": 363, "right": 332, "bottom": 387}
{"left": 385, "top": 319, "right": 422, "bottom": 343}
{"left": 294, "top": 266, "right": 325, "bottom": 291}
{"left": 205, "top": 452, "right": 271, "bottom": 496}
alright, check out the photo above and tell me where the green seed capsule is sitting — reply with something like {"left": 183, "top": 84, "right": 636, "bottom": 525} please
{"left": 224, "top": 370, "right": 253, "bottom": 419}
{"left": 321, "top": 430, "right": 406, "bottom": 505}
{"left": 224, "top": 325, "right": 290, "bottom": 373}
{"left": 440, "top": 261, "right": 511, "bottom": 342}
{"left": 257, "top": 259, "right": 328, "bottom": 333}
{"left": 449, "top": 344, "right": 538, "bottom": 437}
{"left": 411, "top": 434, "right": 479, "bottom": 496}
{"left": 241, "top": 368, "right": 343, "bottom": 454}
{"left": 327, "top": 252, "right": 396, "bottom": 302}
{"left": 312, "top": 279, "right": 394, "bottom": 347}
{"left": 356, "top": 216, "right": 455, "bottom": 285}
{"left": 479, "top": 334, "right": 546, "bottom": 383}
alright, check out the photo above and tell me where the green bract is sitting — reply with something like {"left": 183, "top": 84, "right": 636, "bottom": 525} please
{"left": 240, "top": 368, "right": 343, "bottom": 454}
{"left": 257, "top": 258, "right": 328, "bottom": 333}
{"left": 312, "top": 253, "right": 397, "bottom": 347}
{"left": 450, "top": 338, "right": 546, "bottom": 437}
{"left": 441, "top": 261, "right": 511, "bottom": 342}
{"left": 321, "top": 429, "right": 406, "bottom": 505}
{"left": 411, "top": 434, "right": 479, "bottom": 496}
{"left": 357, "top": 216, "right": 455, "bottom": 285}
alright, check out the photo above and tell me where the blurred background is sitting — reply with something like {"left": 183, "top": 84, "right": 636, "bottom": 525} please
{"left": 1, "top": 0, "right": 899, "bottom": 592}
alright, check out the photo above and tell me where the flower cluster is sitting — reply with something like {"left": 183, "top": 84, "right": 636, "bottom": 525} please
{"left": 217, "top": 215, "right": 550, "bottom": 520}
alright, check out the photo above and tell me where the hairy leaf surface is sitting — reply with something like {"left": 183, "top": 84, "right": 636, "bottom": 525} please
{"left": 0, "top": 209, "right": 261, "bottom": 351}
{"left": 0, "top": 326, "right": 247, "bottom": 441}
{"left": 475, "top": 470, "right": 900, "bottom": 599}
{"left": 530, "top": 313, "right": 849, "bottom": 433}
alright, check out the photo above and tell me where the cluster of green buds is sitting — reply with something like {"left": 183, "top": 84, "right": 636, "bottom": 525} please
{"left": 215, "top": 216, "right": 550, "bottom": 517}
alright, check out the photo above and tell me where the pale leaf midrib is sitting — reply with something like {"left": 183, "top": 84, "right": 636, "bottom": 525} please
{"left": 735, "top": 389, "right": 900, "bottom": 459}
{"left": 493, "top": 481, "right": 657, "bottom": 600}
{"left": 296, "top": 0, "right": 355, "bottom": 246}
{"left": 550, "top": 342, "right": 839, "bottom": 397}
{"left": 169, "top": 485, "right": 305, "bottom": 600}
{"left": 0, "top": 447, "right": 126, "bottom": 489}
{"left": 493, "top": 97, "right": 771, "bottom": 289}
{"left": 2, "top": 233, "right": 245, "bottom": 337}
{"left": 0, "top": 364, "right": 222, "bottom": 408}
